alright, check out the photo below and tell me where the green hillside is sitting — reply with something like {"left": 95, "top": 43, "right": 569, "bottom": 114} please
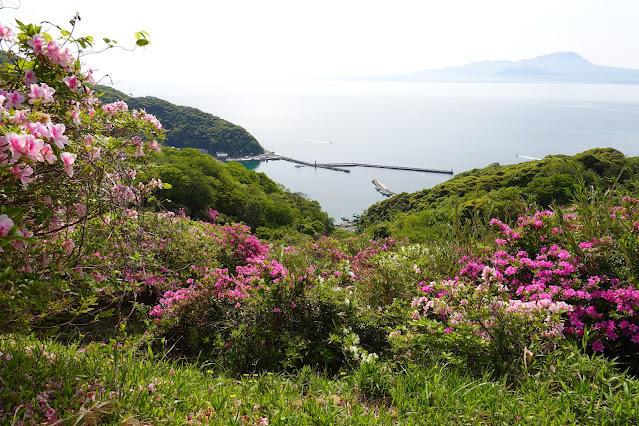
{"left": 358, "top": 148, "right": 639, "bottom": 240}
{"left": 152, "top": 147, "right": 333, "bottom": 240}
{"left": 98, "top": 85, "right": 263, "bottom": 156}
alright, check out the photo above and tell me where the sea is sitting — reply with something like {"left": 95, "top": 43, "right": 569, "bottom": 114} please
{"left": 160, "top": 81, "right": 639, "bottom": 221}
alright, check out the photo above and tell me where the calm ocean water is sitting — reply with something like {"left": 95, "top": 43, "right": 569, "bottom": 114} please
{"left": 163, "top": 82, "right": 639, "bottom": 221}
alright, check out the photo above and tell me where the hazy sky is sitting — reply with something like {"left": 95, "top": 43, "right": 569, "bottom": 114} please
{"left": 3, "top": 0, "right": 639, "bottom": 92}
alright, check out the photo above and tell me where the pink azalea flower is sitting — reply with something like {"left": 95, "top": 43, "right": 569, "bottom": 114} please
{"left": 23, "top": 135, "right": 44, "bottom": 162}
{"left": 87, "top": 146, "right": 101, "bottom": 160}
{"left": 12, "top": 164, "right": 34, "bottom": 187}
{"left": 70, "top": 107, "right": 81, "bottom": 125}
{"left": 63, "top": 75, "right": 80, "bottom": 92}
{"left": 48, "top": 123, "right": 70, "bottom": 148}
{"left": 60, "top": 152, "right": 77, "bottom": 177}
{"left": 40, "top": 144, "right": 57, "bottom": 164}
{"left": 26, "top": 122, "right": 50, "bottom": 139}
{"left": 28, "top": 83, "right": 56, "bottom": 104}
{"left": 0, "top": 24, "right": 15, "bottom": 40}
{"left": 5, "top": 132, "right": 27, "bottom": 159}
{"left": 85, "top": 69, "right": 96, "bottom": 85}
{"left": 62, "top": 238, "right": 75, "bottom": 253}
{"left": 27, "top": 34, "right": 46, "bottom": 54}
{"left": 23, "top": 69, "right": 37, "bottom": 85}
{"left": 0, "top": 214, "right": 14, "bottom": 237}
{"left": 4, "top": 91, "right": 25, "bottom": 109}
{"left": 11, "top": 228, "right": 33, "bottom": 251}
{"left": 9, "top": 109, "right": 29, "bottom": 125}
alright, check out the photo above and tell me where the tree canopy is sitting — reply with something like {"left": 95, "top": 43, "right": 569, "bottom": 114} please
{"left": 152, "top": 148, "right": 333, "bottom": 240}
{"left": 98, "top": 85, "right": 263, "bottom": 156}
{"left": 358, "top": 148, "right": 639, "bottom": 241}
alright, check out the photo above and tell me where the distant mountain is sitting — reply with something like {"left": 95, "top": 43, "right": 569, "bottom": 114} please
{"left": 358, "top": 52, "right": 639, "bottom": 84}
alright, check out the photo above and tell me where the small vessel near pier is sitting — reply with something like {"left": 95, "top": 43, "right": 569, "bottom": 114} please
{"left": 372, "top": 179, "right": 396, "bottom": 197}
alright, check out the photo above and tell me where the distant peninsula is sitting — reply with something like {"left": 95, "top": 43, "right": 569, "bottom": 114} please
{"left": 98, "top": 86, "right": 264, "bottom": 156}
{"left": 356, "top": 52, "right": 639, "bottom": 84}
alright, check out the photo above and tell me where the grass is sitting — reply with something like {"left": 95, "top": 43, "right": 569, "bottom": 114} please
{"left": 1, "top": 335, "right": 637, "bottom": 424}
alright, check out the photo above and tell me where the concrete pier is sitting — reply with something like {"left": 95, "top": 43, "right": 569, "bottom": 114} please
{"left": 277, "top": 156, "right": 351, "bottom": 173}
{"left": 372, "top": 179, "right": 396, "bottom": 197}
{"left": 317, "top": 162, "right": 453, "bottom": 174}
{"left": 228, "top": 152, "right": 453, "bottom": 176}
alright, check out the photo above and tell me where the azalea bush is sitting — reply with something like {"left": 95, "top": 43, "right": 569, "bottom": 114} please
{"left": 0, "top": 19, "right": 164, "bottom": 330}
{"left": 391, "top": 187, "right": 639, "bottom": 376}
{"left": 391, "top": 270, "right": 572, "bottom": 377}
{"left": 484, "top": 197, "right": 639, "bottom": 361}
{"left": 149, "top": 233, "right": 405, "bottom": 373}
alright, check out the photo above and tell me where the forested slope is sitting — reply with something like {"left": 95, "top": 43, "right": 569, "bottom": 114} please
{"left": 152, "top": 148, "right": 333, "bottom": 240}
{"left": 358, "top": 148, "right": 639, "bottom": 240}
{"left": 98, "top": 85, "right": 263, "bottom": 156}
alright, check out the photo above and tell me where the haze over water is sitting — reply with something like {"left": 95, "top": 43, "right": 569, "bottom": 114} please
{"left": 166, "top": 81, "right": 639, "bottom": 221}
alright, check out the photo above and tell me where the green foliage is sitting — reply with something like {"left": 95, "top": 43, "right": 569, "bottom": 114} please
{"left": 2, "top": 336, "right": 637, "bottom": 424}
{"left": 97, "top": 85, "right": 263, "bottom": 156}
{"left": 152, "top": 147, "right": 333, "bottom": 238}
{"left": 359, "top": 148, "right": 639, "bottom": 242}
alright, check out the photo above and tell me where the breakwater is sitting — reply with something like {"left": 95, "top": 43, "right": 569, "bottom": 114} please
{"left": 317, "top": 162, "right": 453, "bottom": 174}
{"left": 228, "top": 151, "right": 453, "bottom": 175}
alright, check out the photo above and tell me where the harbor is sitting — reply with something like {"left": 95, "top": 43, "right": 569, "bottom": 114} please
{"left": 226, "top": 151, "right": 454, "bottom": 176}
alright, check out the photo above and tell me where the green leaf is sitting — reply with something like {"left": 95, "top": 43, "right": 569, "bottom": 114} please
{"left": 163, "top": 183, "right": 172, "bottom": 189}
{"left": 136, "top": 39, "right": 150, "bottom": 47}
{"left": 1, "top": 207, "right": 24, "bottom": 216}
{"left": 60, "top": 29, "right": 71, "bottom": 36}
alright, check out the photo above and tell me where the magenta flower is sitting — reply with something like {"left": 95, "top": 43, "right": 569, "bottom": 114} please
{"left": 591, "top": 340, "right": 605, "bottom": 352}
